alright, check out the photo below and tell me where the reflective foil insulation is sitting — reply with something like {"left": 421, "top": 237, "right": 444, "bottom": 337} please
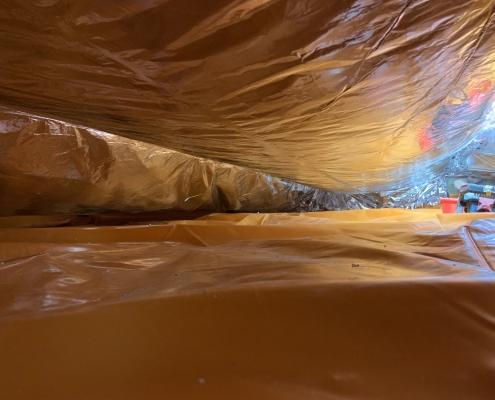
{"left": 1, "top": 0, "right": 495, "bottom": 197}
{"left": 0, "top": 109, "right": 493, "bottom": 214}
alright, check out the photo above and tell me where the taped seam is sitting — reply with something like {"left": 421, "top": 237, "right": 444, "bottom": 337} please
{"left": 463, "top": 225, "right": 494, "bottom": 272}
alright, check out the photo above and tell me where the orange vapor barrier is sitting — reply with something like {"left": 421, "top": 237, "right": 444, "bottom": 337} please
{"left": 0, "top": 210, "right": 494, "bottom": 399}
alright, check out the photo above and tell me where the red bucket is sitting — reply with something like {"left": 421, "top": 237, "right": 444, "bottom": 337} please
{"left": 440, "top": 197, "right": 458, "bottom": 214}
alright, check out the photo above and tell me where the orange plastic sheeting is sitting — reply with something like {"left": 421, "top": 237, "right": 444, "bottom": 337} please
{"left": 0, "top": 210, "right": 494, "bottom": 399}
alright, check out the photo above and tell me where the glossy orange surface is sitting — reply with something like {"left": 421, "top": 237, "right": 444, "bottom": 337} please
{"left": 0, "top": 210, "right": 494, "bottom": 399}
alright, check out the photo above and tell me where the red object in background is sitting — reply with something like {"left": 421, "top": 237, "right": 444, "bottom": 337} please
{"left": 418, "top": 127, "right": 434, "bottom": 151}
{"left": 418, "top": 79, "right": 493, "bottom": 152}
{"left": 440, "top": 197, "right": 458, "bottom": 213}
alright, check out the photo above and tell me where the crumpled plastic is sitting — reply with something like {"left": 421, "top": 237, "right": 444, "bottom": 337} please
{"left": 1, "top": 0, "right": 495, "bottom": 191}
{"left": 0, "top": 109, "right": 490, "bottom": 214}
{"left": 0, "top": 110, "right": 300, "bottom": 214}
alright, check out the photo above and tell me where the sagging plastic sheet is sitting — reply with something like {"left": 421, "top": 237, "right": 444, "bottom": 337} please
{"left": 1, "top": 209, "right": 494, "bottom": 399}
{"left": 1, "top": 0, "right": 495, "bottom": 191}
{"left": 0, "top": 109, "right": 447, "bottom": 214}
{"left": 0, "top": 110, "right": 300, "bottom": 214}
